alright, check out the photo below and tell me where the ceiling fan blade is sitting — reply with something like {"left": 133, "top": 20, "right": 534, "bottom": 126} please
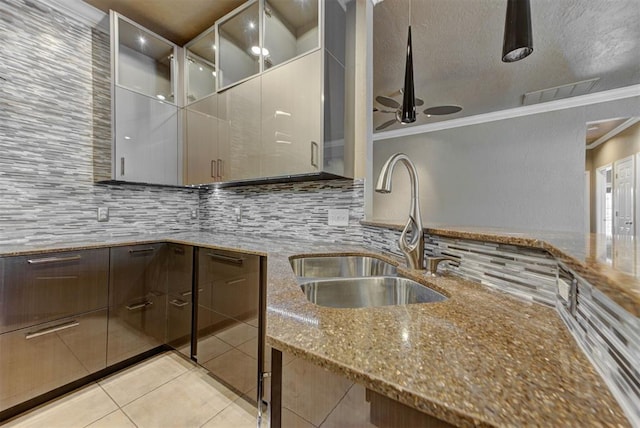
{"left": 376, "top": 119, "right": 397, "bottom": 131}
{"left": 415, "top": 97, "right": 424, "bottom": 106}
{"left": 376, "top": 96, "right": 400, "bottom": 109}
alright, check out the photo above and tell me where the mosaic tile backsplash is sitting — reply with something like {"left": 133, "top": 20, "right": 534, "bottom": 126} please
{"left": 0, "top": 0, "right": 199, "bottom": 245}
{"left": 199, "top": 179, "right": 365, "bottom": 244}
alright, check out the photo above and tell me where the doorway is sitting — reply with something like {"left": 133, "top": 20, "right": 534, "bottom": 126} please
{"left": 613, "top": 155, "right": 635, "bottom": 237}
{"left": 596, "top": 164, "right": 613, "bottom": 236}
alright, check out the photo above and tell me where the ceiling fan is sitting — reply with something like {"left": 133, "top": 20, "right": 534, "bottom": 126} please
{"left": 374, "top": 91, "right": 464, "bottom": 131}
{"left": 374, "top": 90, "right": 425, "bottom": 130}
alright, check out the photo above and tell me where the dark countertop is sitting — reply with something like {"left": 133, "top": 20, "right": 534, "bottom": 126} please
{"left": 0, "top": 231, "right": 629, "bottom": 427}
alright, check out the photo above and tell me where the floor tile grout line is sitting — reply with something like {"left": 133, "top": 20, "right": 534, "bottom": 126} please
{"left": 98, "top": 352, "right": 196, "bottom": 411}
{"left": 317, "top": 382, "right": 355, "bottom": 428}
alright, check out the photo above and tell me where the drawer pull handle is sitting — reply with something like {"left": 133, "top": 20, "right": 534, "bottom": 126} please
{"left": 25, "top": 320, "right": 79, "bottom": 339}
{"left": 126, "top": 301, "right": 153, "bottom": 311}
{"left": 206, "top": 253, "right": 244, "bottom": 265}
{"left": 128, "top": 248, "right": 155, "bottom": 254}
{"left": 226, "top": 278, "right": 246, "bottom": 285}
{"left": 170, "top": 299, "right": 189, "bottom": 308}
{"left": 27, "top": 255, "right": 81, "bottom": 265}
{"left": 180, "top": 288, "right": 203, "bottom": 297}
{"left": 36, "top": 275, "right": 79, "bottom": 280}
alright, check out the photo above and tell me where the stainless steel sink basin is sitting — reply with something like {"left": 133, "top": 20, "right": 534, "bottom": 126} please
{"left": 290, "top": 256, "right": 397, "bottom": 278}
{"left": 300, "top": 276, "right": 447, "bottom": 308}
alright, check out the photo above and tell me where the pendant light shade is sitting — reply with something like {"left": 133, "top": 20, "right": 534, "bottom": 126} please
{"left": 400, "top": 26, "right": 416, "bottom": 123}
{"left": 502, "top": 0, "right": 533, "bottom": 62}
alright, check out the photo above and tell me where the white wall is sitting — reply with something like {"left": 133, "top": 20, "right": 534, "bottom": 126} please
{"left": 372, "top": 96, "right": 640, "bottom": 233}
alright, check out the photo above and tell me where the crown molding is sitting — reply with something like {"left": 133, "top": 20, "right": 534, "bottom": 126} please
{"left": 38, "top": 0, "right": 108, "bottom": 33}
{"left": 373, "top": 84, "right": 640, "bottom": 142}
{"left": 587, "top": 117, "right": 640, "bottom": 150}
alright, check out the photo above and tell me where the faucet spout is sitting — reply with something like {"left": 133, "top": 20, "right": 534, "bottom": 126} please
{"left": 375, "top": 153, "right": 424, "bottom": 270}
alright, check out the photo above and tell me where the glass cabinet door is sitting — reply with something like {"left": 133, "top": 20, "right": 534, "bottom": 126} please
{"left": 111, "top": 12, "right": 180, "bottom": 185}
{"left": 114, "top": 14, "right": 176, "bottom": 103}
{"left": 185, "top": 27, "right": 217, "bottom": 104}
{"left": 263, "top": 0, "right": 319, "bottom": 70}
{"left": 217, "top": 1, "right": 260, "bottom": 89}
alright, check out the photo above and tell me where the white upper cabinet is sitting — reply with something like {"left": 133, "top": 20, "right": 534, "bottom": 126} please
{"left": 218, "top": 76, "right": 262, "bottom": 181}
{"left": 110, "top": 12, "right": 180, "bottom": 186}
{"left": 184, "top": 93, "right": 220, "bottom": 185}
{"left": 261, "top": 50, "right": 322, "bottom": 177}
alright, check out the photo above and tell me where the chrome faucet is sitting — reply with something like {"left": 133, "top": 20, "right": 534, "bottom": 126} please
{"left": 375, "top": 153, "right": 424, "bottom": 270}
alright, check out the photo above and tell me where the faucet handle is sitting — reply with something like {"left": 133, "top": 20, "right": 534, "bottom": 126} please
{"left": 426, "top": 256, "right": 460, "bottom": 276}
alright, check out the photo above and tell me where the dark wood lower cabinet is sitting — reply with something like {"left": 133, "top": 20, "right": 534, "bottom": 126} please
{"left": 166, "top": 244, "right": 195, "bottom": 358}
{"left": 195, "top": 248, "right": 262, "bottom": 401}
{"left": 0, "top": 243, "right": 265, "bottom": 422}
{"left": 107, "top": 244, "right": 168, "bottom": 366}
{"left": 0, "top": 309, "right": 107, "bottom": 412}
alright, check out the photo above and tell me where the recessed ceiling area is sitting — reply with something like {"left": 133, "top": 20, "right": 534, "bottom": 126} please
{"left": 373, "top": 0, "right": 640, "bottom": 132}
{"left": 586, "top": 118, "right": 630, "bottom": 146}
{"left": 82, "top": 0, "right": 246, "bottom": 45}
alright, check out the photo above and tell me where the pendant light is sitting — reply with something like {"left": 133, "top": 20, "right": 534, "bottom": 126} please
{"left": 400, "top": 1, "right": 416, "bottom": 123}
{"left": 502, "top": 0, "right": 533, "bottom": 62}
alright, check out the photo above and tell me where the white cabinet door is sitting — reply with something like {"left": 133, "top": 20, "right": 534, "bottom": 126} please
{"left": 260, "top": 50, "right": 322, "bottom": 177}
{"left": 218, "top": 76, "right": 261, "bottom": 181}
{"left": 114, "top": 87, "right": 178, "bottom": 185}
{"left": 185, "top": 93, "right": 219, "bottom": 185}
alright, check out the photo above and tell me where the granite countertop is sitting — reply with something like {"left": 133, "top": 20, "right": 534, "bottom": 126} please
{"left": 0, "top": 231, "right": 629, "bottom": 426}
{"left": 364, "top": 220, "right": 640, "bottom": 317}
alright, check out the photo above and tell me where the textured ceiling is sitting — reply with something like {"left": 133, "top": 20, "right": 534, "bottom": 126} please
{"left": 373, "top": 0, "right": 640, "bottom": 132}
{"left": 82, "top": 0, "right": 245, "bottom": 45}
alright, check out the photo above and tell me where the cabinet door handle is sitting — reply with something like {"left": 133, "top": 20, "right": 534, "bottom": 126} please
{"left": 310, "top": 141, "right": 318, "bottom": 168}
{"left": 121, "top": 157, "right": 125, "bottom": 176}
{"left": 128, "top": 248, "right": 155, "bottom": 254}
{"left": 126, "top": 301, "right": 153, "bottom": 311}
{"left": 217, "top": 159, "right": 223, "bottom": 179}
{"left": 25, "top": 320, "right": 79, "bottom": 339}
{"left": 226, "top": 278, "right": 246, "bottom": 285}
{"left": 206, "top": 252, "right": 244, "bottom": 265}
{"left": 211, "top": 160, "right": 217, "bottom": 178}
{"left": 169, "top": 299, "right": 189, "bottom": 308}
{"left": 27, "top": 255, "right": 81, "bottom": 265}
{"left": 180, "top": 288, "right": 203, "bottom": 297}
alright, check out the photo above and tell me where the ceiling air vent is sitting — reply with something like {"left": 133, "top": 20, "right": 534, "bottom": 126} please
{"left": 522, "top": 77, "right": 600, "bottom": 105}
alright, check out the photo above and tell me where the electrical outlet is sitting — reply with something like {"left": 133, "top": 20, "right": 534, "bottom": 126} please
{"left": 97, "top": 207, "right": 109, "bottom": 222}
{"left": 234, "top": 207, "right": 242, "bottom": 222}
{"left": 328, "top": 209, "right": 349, "bottom": 226}
{"left": 190, "top": 209, "right": 198, "bottom": 219}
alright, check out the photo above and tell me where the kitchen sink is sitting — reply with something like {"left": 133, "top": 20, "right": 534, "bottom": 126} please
{"left": 290, "top": 256, "right": 397, "bottom": 278}
{"left": 300, "top": 276, "right": 447, "bottom": 308}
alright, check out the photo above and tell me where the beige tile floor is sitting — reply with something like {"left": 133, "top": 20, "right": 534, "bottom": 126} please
{"left": 2, "top": 352, "right": 259, "bottom": 428}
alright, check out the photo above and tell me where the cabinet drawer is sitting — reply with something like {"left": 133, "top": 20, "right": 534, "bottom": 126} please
{"left": 0, "top": 309, "right": 107, "bottom": 412}
{"left": 0, "top": 249, "right": 109, "bottom": 334}
{"left": 108, "top": 244, "right": 167, "bottom": 366}
{"left": 199, "top": 250, "right": 259, "bottom": 283}
{"left": 210, "top": 273, "right": 259, "bottom": 323}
